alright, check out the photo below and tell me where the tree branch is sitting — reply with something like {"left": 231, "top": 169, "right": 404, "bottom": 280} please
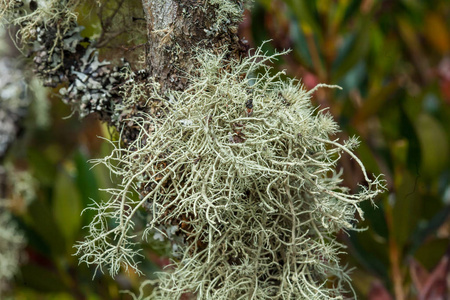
{"left": 141, "top": 0, "right": 248, "bottom": 91}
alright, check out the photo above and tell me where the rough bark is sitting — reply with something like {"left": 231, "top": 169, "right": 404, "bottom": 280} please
{"left": 141, "top": 0, "right": 248, "bottom": 91}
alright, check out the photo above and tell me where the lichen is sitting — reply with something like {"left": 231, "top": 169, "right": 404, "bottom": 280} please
{"left": 3, "top": 0, "right": 79, "bottom": 46}
{"left": 0, "top": 210, "right": 26, "bottom": 296}
{"left": 0, "top": 51, "right": 29, "bottom": 158}
{"left": 1, "top": 0, "right": 133, "bottom": 118}
{"left": 206, "top": 0, "right": 245, "bottom": 36}
{"left": 2, "top": 1, "right": 386, "bottom": 298}
{"left": 75, "top": 47, "right": 386, "bottom": 298}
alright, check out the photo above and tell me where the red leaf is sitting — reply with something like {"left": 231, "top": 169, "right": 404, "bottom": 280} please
{"left": 368, "top": 280, "right": 393, "bottom": 300}
{"left": 410, "top": 247, "right": 450, "bottom": 300}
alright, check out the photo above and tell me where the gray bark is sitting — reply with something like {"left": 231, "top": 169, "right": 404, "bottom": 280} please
{"left": 141, "top": 0, "right": 247, "bottom": 91}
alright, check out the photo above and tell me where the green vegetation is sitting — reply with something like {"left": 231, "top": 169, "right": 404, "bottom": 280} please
{"left": 1, "top": 0, "right": 449, "bottom": 299}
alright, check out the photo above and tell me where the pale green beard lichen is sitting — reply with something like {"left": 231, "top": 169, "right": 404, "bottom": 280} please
{"left": 75, "top": 48, "right": 386, "bottom": 299}
{"left": 2, "top": 0, "right": 386, "bottom": 298}
{"left": 2, "top": 0, "right": 78, "bottom": 44}
{"left": 0, "top": 210, "right": 26, "bottom": 295}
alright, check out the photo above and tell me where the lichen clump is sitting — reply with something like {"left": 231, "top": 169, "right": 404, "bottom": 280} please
{"left": 2, "top": 0, "right": 130, "bottom": 118}
{"left": 0, "top": 210, "right": 25, "bottom": 295}
{"left": 2, "top": 0, "right": 385, "bottom": 298}
{"left": 76, "top": 48, "right": 385, "bottom": 299}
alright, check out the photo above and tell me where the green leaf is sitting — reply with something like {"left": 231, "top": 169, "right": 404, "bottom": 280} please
{"left": 414, "top": 113, "right": 449, "bottom": 178}
{"left": 27, "top": 148, "right": 57, "bottom": 186}
{"left": 74, "top": 151, "right": 99, "bottom": 201}
{"left": 250, "top": 3, "right": 275, "bottom": 54}
{"left": 74, "top": 151, "right": 99, "bottom": 226}
{"left": 52, "top": 168, "right": 82, "bottom": 247}
{"left": 289, "top": 17, "right": 313, "bottom": 69}
{"left": 284, "top": 0, "right": 321, "bottom": 38}
{"left": 354, "top": 81, "right": 399, "bottom": 123}
{"left": 348, "top": 226, "right": 390, "bottom": 279}
{"left": 360, "top": 200, "right": 389, "bottom": 239}
{"left": 331, "top": 19, "right": 370, "bottom": 82}
{"left": 409, "top": 204, "right": 450, "bottom": 256}
{"left": 27, "top": 199, "right": 66, "bottom": 255}
{"left": 399, "top": 104, "right": 422, "bottom": 172}
{"left": 414, "top": 238, "right": 449, "bottom": 270}
{"left": 15, "top": 216, "right": 52, "bottom": 257}
{"left": 392, "top": 170, "right": 422, "bottom": 248}
{"left": 19, "top": 264, "right": 68, "bottom": 293}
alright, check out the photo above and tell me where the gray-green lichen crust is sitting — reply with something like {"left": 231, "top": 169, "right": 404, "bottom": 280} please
{"left": 76, "top": 48, "right": 386, "bottom": 299}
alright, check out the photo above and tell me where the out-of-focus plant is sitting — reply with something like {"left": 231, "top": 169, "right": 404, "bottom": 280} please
{"left": 2, "top": 0, "right": 448, "bottom": 298}
{"left": 1, "top": 0, "right": 387, "bottom": 298}
{"left": 248, "top": 0, "right": 450, "bottom": 298}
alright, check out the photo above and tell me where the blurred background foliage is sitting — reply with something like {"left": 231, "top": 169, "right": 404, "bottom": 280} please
{"left": 242, "top": 0, "right": 450, "bottom": 299}
{"left": 1, "top": 0, "right": 449, "bottom": 299}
